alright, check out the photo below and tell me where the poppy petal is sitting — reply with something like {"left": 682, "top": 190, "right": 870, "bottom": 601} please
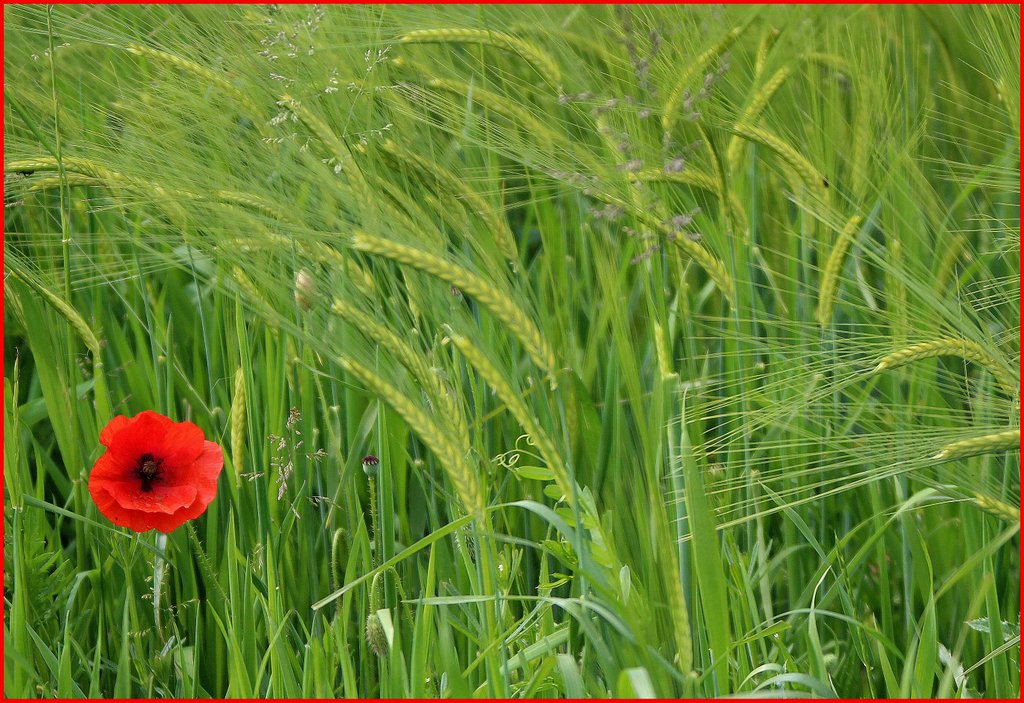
{"left": 88, "top": 449, "right": 135, "bottom": 484}
{"left": 98, "top": 415, "right": 132, "bottom": 447}
{"left": 165, "top": 440, "right": 224, "bottom": 492}
{"left": 153, "top": 421, "right": 207, "bottom": 467}
{"left": 141, "top": 498, "right": 208, "bottom": 533}
{"left": 105, "top": 411, "right": 174, "bottom": 463}
{"left": 109, "top": 483, "right": 198, "bottom": 513}
{"left": 90, "top": 487, "right": 168, "bottom": 532}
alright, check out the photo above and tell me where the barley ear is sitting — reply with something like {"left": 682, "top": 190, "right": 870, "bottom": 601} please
{"left": 731, "top": 123, "right": 828, "bottom": 198}
{"left": 971, "top": 492, "right": 1020, "bottom": 523}
{"left": 815, "top": 214, "right": 864, "bottom": 327}
{"left": 873, "top": 338, "right": 1017, "bottom": 397}
{"left": 662, "top": 26, "right": 744, "bottom": 134}
{"left": 349, "top": 232, "right": 556, "bottom": 382}
{"left": 231, "top": 368, "right": 247, "bottom": 488}
{"left": 340, "top": 356, "right": 484, "bottom": 518}
{"left": 448, "top": 333, "right": 575, "bottom": 506}
{"left": 933, "top": 429, "right": 1020, "bottom": 461}
{"left": 397, "top": 28, "right": 561, "bottom": 87}
{"left": 125, "top": 43, "right": 262, "bottom": 118}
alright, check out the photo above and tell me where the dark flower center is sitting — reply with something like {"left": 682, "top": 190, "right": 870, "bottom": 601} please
{"left": 136, "top": 453, "right": 164, "bottom": 492}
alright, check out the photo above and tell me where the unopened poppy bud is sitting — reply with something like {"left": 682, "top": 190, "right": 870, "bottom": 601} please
{"left": 294, "top": 268, "right": 316, "bottom": 310}
{"left": 362, "top": 454, "right": 379, "bottom": 477}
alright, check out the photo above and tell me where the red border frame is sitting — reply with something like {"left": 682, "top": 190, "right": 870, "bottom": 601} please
{"left": 1, "top": 2, "right": 1020, "bottom": 701}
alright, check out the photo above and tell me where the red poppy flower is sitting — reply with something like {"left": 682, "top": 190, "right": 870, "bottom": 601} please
{"left": 88, "top": 411, "right": 224, "bottom": 533}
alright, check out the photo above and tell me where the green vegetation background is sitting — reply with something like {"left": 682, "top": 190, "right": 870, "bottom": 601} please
{"left": 3, "top": 4, "right": 1020, "bottom": 698}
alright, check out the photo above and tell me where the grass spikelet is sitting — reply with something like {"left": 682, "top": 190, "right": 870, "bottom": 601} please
{"left": 231, "top": 266, "right": 278, "bottom": 319}
{"left": 8, "top": 267, "right": 100, "bottom": 357}
{"left": 349, "top": 232, "right": 556, "bottom": 380}
{"left": 379, "top": 139, "right": 518, "bottom": 262}
{"left": 25, "top": 173, "right": 100, "bottom": 191}
{"left": 726, "top": 66, "right": 793, "bottom": 171}
{"left": 9, "top": 156, "right": 290, "bottom": 223}
{"left": 660, "top": 541, "right": 693, "bottom": 675}
{"left": 125, "top": 43, "right": 261, "bottom": 118}
{"left": 397, "top": 28, "right": 561, "bottom": 86}
{"left": 971, "top": 492, "right": 1021, "bottom": 523}
{"left": 448, "top": 333, "right": 574, "bottom": 505}
{"left": 210, "top": 190, "right": 292, "bottom": 223}
{"left": 886, "top": 239, "right": 908, "bottom": 345}
{"left": 815, "top": 214, "right": 864, "bottom": 327}
{"left": 422, "top": 75, "right": 553, "bottom": 142}
{"left": 849, "top": 97, "right": 872, "bottom": 204}
{"left": 802, "top": 51, "right": 852, "bottom": 75}
{"left": 731, "top": 123, "right": 828, "bottom": 196}
{"left": 666, "top": 233, "right": 736, "bottom": 306}
{"left": 933, "top": 429, "right": 1020, "bottom": 461}
{"left": 873, "top": 338, "right": 1018, "bottom": 397}
{"left": 653, "top": 323, "right": 675, "bottom": 381}
{"left": 8, "top": 156, "right": 129, "bottom": 185}
{"left": 661, "top": 26, "right": 744, "bottom": 134}
{"left": 755, "top": 27, "right": 781, "bottom": 75}
{"left": 331, "top": 298, "right": 469, "bottom": 454}
{"left": 307, "top": 243, "right": 376, "bottom": 297}
{"left": 231, "top": 367, "right": 246, "bottom": 488}
{"left": 339, "top": 355, "right": 484, "bottom": 518}
{"left": 935, "top": 233, "right": 967, "bottom": 295}
{"left": 634, "top": 168, "right": 748, "bottom": 232}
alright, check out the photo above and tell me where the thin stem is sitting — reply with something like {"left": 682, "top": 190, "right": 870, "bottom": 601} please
{"left": 45, "top": 6, "right": 71, "bottom": 302}
{"left": 184, "top": 521, "right": 229, "bottom": 612}
{"left": 368, "top": 475, "right": 379, "bottom": 570}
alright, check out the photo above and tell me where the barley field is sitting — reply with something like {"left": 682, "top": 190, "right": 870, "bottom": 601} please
{"left": 3, "top": 4, "right": 1020, "bottom": 698}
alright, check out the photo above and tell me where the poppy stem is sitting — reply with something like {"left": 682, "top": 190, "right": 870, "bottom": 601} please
{"left": 367, "top": 476, "right": 379, "bottom": 570}
{"left": 153, "top": 532, "right": 168, "bottom": 641}
{"left": 184, "top": 521, "right": 229, "bottom": 613}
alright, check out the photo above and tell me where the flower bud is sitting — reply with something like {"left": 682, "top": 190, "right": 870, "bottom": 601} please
{"left": 362, "top": 454, "right": 379, "bottom": 477}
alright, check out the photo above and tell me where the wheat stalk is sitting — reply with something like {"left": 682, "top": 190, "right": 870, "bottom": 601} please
{"left": 25, "top": 173, "right": 100, "bottom": 191}
{"left": 873, "top": 338, "right": 1017, "bottom": 397}
{"left": 660, "top": 541, "right": 693, "bottom": 675}
{"left": 754, "top": 27, "right": 781, "bottom": 75}
{"left": 231, "top": 367, "right": 247, "bottom": 488}
{"left": 448, "top": 333, "right": 575, "bottom": 505}
{"left": 726, "top": 66, "right": 793, "bottom": 171}
{"left": 934, "top": 233, "right": 967, "bottom": 295}
{"left": 971, "top": 492, "right": 1020, "bottom": 523}
{"left": 8, "top": 267, "right": 100, "bottom": 357}
{"left": 397, "top": 28, "right": 561, "bottom": 86}
{"left": 634, "top": 168, "right": 748, "bottom": 232}
{"left": 662, "top": 26, "right": 744, "bottom": 134}
{"left": 379, "top": 139, "right": 518, "bottom": 262}
{"left": 340, "top": 356, "right": 484, "bottom": 517}
{"left": 8, "top": 156, "right": 289, "bottom": 223}
{"left": 666, "top": 233, "right": 736, "bottom": 306}
{"left": 849, "top": 95, "right": 872, "bottom": 204}
{"left": 731, "top": 123, "right": 828, "bottom": 197}
{"left": 125, "top": 43, "right": 262, "bottom": 118}
{"left": 653, "top": 323, "right": 676, "bottom": 381}
{"left": 331, "top": 298, "right": 469, "bottom": 455}
{"left": 420, "top": 74, "right": 554, "bottom": 143}
{"left": 815, "top": 214, "right": 864, "bottom": 327}
{"left": 349, "top": 232, "right": 556, "bottom": 380}
{"left": 7, "top": 266, "right": 112, "bottom": 420}
{"left": 933, "top": 429, "right": 1019, "bottom": 461}
{"left": 582, "top": 175, "right": 736, "bottom": 304}
{"left": 886, "top": 239, "right": 908, "bottom": 346}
